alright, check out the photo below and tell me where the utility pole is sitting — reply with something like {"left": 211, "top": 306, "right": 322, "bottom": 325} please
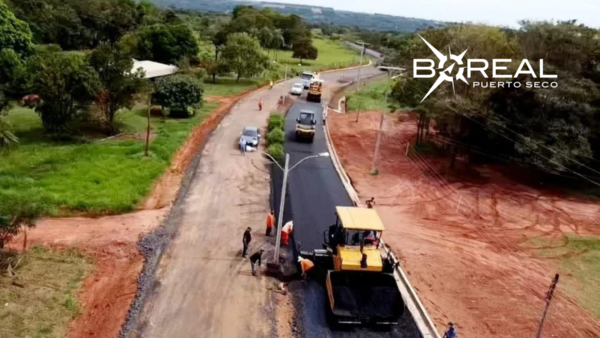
{"left": 355, "top": 42, "right": 365, "bottom": 123}
{"left": 371, "top": 66, "right": 403, "bottom": 174}
{"left": 536, "top": 274, "right": 560, "bottom": 338}
{"left": 371, "top": 111, "right": 385, "bottom": 175}
{"left": 273, "top": 153, "right": 290, "bottom": 262}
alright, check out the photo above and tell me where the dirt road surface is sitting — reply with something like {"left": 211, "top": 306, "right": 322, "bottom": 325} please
{"left": 7, "top": 91, "right": 261, "bottom": 338}
{"left": 328, "top": 111, "right": 600, "bottom": 338}
{"left": 135, "top": 82, "right": 296, "bottom": 338}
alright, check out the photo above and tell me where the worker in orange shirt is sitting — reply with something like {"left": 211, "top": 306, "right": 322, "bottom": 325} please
{"left": 298, "top": 256, "right": 315, "bottom": 282}
{"left": 281, "top": 221, "right": 293, "bottom": 245}
{"left": 266, "top": 210, "right": 275, "bottom": 236}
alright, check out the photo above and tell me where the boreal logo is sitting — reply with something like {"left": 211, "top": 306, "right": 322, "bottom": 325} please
{"left": 413, "top": 35, "right": 558, "bottom": 102}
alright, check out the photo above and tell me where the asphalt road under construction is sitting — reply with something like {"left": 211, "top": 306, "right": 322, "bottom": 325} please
{"left": 278, "top": 99, "right": 422, "bottom": 337}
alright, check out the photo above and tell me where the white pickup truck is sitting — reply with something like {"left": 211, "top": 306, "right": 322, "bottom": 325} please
{"left": 301, "top": 71, "right": 315, "bottom": 89}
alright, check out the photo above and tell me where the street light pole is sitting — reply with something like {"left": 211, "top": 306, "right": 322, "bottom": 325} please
{"left": 269, "top": 152, "right": 330, "bottom": 262}
{"left": 273, "top": 153, "right": 289, "bottom": 262}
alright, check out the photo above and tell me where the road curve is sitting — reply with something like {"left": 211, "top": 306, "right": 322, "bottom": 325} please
{"left": 282, "top": 67, "right": 421, "bottom": 338}
{"left": 133, "top": 65, "right": 383, "bottom": 338}
{"left": 344, "top": 41, "right": 383, "bottom": 61}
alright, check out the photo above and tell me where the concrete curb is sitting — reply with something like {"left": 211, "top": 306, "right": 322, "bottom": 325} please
{"left": 323, "top": 107, "right": 441, "bottom": 338}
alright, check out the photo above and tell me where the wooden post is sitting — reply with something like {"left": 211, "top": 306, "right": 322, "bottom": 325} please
{"left": 145, "top": 93, "right": 151, "bottom": 157}
{"left": 536, "top": 274, "right": 560, "bottom": 338}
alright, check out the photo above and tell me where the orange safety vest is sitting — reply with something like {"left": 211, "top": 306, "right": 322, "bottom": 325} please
{"left": 301, "top": 259, "right": 315, "bottom": 274}
{"left": 266, "top": 214, "right": 274, "bottom": 229}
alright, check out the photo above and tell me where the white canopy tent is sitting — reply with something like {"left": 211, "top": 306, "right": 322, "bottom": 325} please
{"left": 132, "top": 59, "right": 178, "bottom": 79}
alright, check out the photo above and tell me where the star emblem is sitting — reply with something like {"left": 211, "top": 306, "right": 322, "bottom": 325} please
{"left": 418, "top": 35, "right": 469, "bottom": 102}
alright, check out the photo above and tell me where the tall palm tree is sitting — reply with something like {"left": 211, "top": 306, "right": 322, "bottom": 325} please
{"left": 258, "top": 27, "right": 275, "bottom": 57}
{"left": 272, "top": 29, "right": 285, "bottom": 61}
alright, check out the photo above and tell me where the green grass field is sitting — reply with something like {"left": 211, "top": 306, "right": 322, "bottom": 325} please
{"left": 203, "top": 78, "right": 262, "bottom": 97}
{"left": 1, "top": 102, "right": 218, "bottom": 215}
{"left": 202, "top": 38, "right": 361, "bottom": 97}
{"left": 523, "top": 235, "right": 600, "bottom": 320}
{"left": 0, "top": 37, "right": 360, "bottom": 216}
{"left": 0, "top": 247, "right": 92, "bottom": 338}
{"left": 269, "top": 37, "right": 361, "bottom": 74}
{"left": 346, "top": 79, "right": 392, "bottom": 112}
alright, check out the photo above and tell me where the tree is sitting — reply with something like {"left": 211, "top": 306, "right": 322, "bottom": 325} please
{"left": 0, "top": 193, "right": 46, "bottom": 249}
{"left": 0, "top": 1, "right": 34, "bottom": 57}
{"left": 0, "top": 49, "right": 22, "bottom": 86}
{"left": 89, "top": 43, "right": 146, "bottom": 134}
{"left": 292, "top": 37, "right": 318, "bottom": 64}
{"left": 29, "top": 53, "right": 101, "bottom": 134}
{"left": 204, "top": 22, "right": 229, "bottom": 83}
{"left": 99, "top": 0, "right": 140, "bottom": 43}
{"left": 135, "top": 24, "right": 199, "bottom": 64}
{"left": 0, "top": 91, "right": 18, "bottom": 152}
{"left": 154, "top": 75, "right": 203, "bottom": 117}
{"left": 258, "top": 26, "right": 275, "bottom": 49}
{"left": 272, "top": 28, "right": 285, "bottom": 61}
{"left": 220, "top": 33, "right": 269, "bottom": 82}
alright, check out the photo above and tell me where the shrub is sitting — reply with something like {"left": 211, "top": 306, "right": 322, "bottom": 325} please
{"left": 169, "top": 106, "right": 195, "bottom": 118}
{"left": 154, "top": 74, "right": 203, "bottom": 118}
{"left": 267, "top": 143, "right": 284, "bottom": 160}
{"left": 267, "top": 128, "right": 285, "bottom": 145}
{"left": 268, "top": 113, "right": 284, "bottom": 131}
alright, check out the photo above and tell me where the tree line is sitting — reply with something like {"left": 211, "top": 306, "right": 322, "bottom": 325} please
{"left": 386, "top": 21, "right": 600, "bottom": 185}
{"left": 0, "top": 0, "right": 320, "bottom": 244}
{"left": 0, "top": 1, "right": 320, "bottom": 142}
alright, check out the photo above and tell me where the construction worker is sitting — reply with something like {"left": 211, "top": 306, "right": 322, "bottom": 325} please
{"left": 366, "top": 197, "right": 376, "bottom": 209}
{"left": 298, "top": 256, "right": 314, "bottom": 282}
{"left": 239, "top": 138, "right": 247, "bottom": 156}
{"left": 443, "top": 322, "right": 457, "bottom": 338}
{"left": 281, "top": 221, "right": 293, "bottom": 246}
{"left": 258, "top": 99, "right": 263, "bottom": 111}
{"left": 266, "top": 210, "right": 275, "bottom": 236}
{"left": 242, "top": 227, "right": 252, "bottom": 257}
{"left": 250, "top": 249, "right": 264, "bottom": 276}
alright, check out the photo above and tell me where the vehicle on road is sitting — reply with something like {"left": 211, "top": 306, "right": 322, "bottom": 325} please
{"left": 290, "top": 82, "right": 304, "bottom": 96}
{"left": 300, "top": 71, "right": 315, "bottom": 89}
{"left": 240, "top": 126, "right": 260, "bottom": 148}
{"left": 306, "top": 79, "right": 324, "bottom": 103}
{"left": 300, "top": 206, "right": 404, "bottom": 326}
{"left": 295, "top": 110, "right": 317, "bottom": 143}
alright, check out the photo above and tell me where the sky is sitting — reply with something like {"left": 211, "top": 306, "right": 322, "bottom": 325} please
{"left": 251, "top": 0, "right": 600, "bottom": 28}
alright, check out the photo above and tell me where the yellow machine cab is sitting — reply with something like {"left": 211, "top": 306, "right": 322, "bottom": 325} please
{"left": 326, "top": 206, "right": 386, "bottom": 272}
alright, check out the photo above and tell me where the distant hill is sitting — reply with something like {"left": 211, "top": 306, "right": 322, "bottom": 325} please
{"left": 149, "top": 0, "right": 443, "bottom": 32}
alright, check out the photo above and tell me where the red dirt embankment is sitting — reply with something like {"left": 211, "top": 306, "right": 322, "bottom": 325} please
{"left": 329, "top": 111, "right": 600, "bottom": 338}
{"left": 8, "top": 92, "right": 253, "bottom": 338}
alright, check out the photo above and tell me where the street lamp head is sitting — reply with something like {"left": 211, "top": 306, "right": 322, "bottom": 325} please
{"left": 318, "top": 152, "right": 330, "bottom": 157}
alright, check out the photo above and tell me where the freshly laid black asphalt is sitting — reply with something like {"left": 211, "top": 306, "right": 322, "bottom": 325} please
{"left": 282, "top": 102, "right": 421, "bottom": 338}
{"left": 284, "top": 103, "right": 353, "bottom": 250}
